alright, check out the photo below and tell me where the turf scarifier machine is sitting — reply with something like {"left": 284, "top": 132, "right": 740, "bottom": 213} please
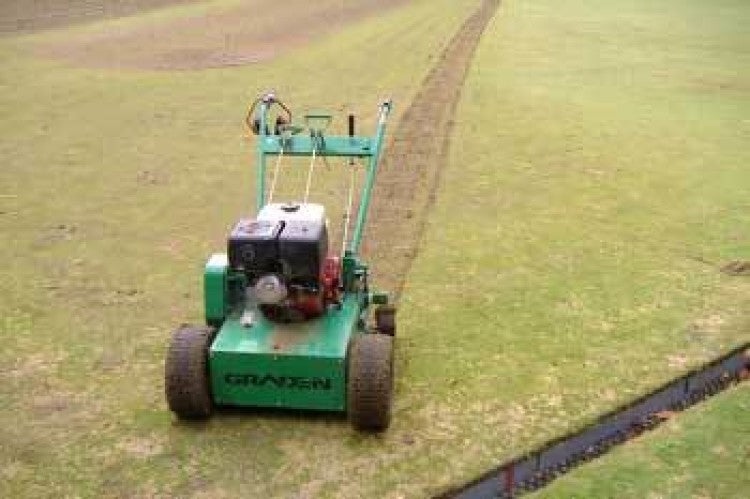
{"left": 165, "top": 92, "right": 397, "bottom": 431}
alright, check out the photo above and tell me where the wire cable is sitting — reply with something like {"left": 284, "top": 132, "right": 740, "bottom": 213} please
{"left": 267, "top": 145, "right": 285, "bottom": 203}
{"left": 303, "top": 143, "right": 317, "bottom": 203}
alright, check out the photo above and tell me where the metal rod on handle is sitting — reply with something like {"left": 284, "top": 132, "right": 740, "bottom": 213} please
{"left": 348, "top": 113, "right": 355, "bottom": 168}
{"left": 342, "top": 113, "right": 356, "bottom": 253}
{"left": 347, "top": 100, "right": 392, "bottom": 255}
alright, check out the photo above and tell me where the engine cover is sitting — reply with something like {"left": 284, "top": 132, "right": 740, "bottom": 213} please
{"left": 227, "top": 203, "right": 328, "bottom": 288}
{"left": 227, "top": 219, "right": 282, "bottom": 276}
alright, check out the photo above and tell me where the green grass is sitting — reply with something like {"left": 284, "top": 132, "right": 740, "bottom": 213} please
{"left": 0, "top": 1, "right": 479, "bottom": 497}
{"left": 1, "top": 0, "right": 749, "bottom": 497}
{"left": 534, "top": 383, "right": 750, "bottom": 498}
{"left": 398, "top": 0, "right": 750, "bottom": 492}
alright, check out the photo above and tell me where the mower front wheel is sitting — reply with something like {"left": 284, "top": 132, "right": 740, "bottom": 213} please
{"left": 347, "top": 333, "right": 394, "bottom": 431}
{"left": 165, "top": 324, "right": 215, "bottom": 420}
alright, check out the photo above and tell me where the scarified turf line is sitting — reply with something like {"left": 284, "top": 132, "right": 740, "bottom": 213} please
{"left": 0, "top": 0, "right": 200, "bottom": 35}
{"left": 440, "top": 345, "right": 749, "bottom": 498}
{"left": 365, "top": 0, "right": 500, "bottom": 298}
{"left": 36, "top": 0, "right": 410, "bottom": 70}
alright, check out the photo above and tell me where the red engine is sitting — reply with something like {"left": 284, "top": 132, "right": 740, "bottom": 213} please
{"left": 258, "top": 254, "right": 341, "bottom": 322}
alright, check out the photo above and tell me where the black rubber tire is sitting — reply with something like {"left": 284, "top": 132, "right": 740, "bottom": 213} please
{"left": 347, "top": 333, "right": 394, "bottom": 431}
{"left": 165, "top": 324, "right": 215, "bottom": 420}
{"left": 375, "top": 305, "right": 396, "bottom": 336}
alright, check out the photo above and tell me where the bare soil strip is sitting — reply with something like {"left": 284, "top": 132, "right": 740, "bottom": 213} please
{"left": 0, "top": 0, "right": 199, "bottom": 35}
{"left": 364, "top": 0, "right": 500, "bottom": 298}
{"left": 37, "top": 0, "right": 407, "bottom": 69}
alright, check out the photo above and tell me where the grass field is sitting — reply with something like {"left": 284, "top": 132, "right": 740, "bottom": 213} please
{"left": 398, "top": 0, "right": 750, "bottom": 493}
{"left": 0, "top": 1, "right": 481, "bottom": 497}
{"left": 1, "top": 0, "right": 748, "bottom": 497}
{"left": 534, "top": 383, "right": 750, "bottom": 498}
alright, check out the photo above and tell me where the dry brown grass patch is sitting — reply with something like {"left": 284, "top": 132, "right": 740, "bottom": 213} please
{"left": 35, "top": 0, "right": 407, "bottom": 70}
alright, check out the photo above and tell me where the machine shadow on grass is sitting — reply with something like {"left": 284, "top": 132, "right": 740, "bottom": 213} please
{"left": 194, "top": 405, "right": 347, "bottom": 430}
{"left": 212, "top": 405, "right": 348, "bottom": 425}
{"left": 172, "top": 406, "right": 396, "bottom": 441}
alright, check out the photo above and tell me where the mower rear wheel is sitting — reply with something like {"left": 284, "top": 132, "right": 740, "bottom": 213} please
{"left": 165, "top": 324, "right": 215, "bottom": 420}
{"left": 347, "top": 333, "right": 394, "bottom": 431}
{"left": 375, "top": 305, "right": 396, "bottom": 336}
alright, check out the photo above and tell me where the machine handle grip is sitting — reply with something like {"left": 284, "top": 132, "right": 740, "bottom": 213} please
{"left": 246, "top": 92, "right": 292, "bottom": 135}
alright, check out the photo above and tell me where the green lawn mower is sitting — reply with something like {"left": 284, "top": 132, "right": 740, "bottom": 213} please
{"left": 165, "top": 92, "right": 396, "bottom": 431}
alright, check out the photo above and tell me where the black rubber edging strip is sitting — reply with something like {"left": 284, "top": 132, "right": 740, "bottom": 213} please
{"left": 437, "top": 343, "right": 750, "bottom": 499}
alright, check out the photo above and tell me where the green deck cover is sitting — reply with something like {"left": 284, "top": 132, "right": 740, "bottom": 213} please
{"left": 209, "top": 295, "right": 361, "bottom": 411}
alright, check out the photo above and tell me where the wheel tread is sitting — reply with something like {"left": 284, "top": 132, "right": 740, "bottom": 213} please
{"left": 165, "top": 325, "right": 215, "bottom": 419}
{"left": 347, "top": 333, "right": 394, "bottom": 431}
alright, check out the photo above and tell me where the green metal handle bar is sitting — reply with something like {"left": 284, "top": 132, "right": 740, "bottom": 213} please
{"left": 254, "top": 98, "right": 392, "bottom": 258}
{"left": 255, "top": 95, "right": 272, "bottom": 210}
{"left": 347, "top": 101, "right": 391, "bottom": 255}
